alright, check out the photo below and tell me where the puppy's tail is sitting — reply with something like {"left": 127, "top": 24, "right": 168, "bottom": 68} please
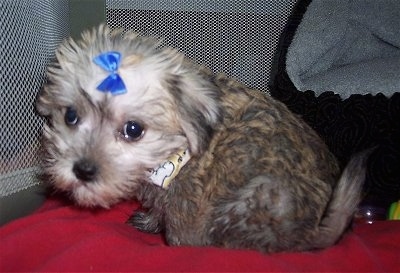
{"left": 311, "top": 150, "right": 371, "bottom": 249}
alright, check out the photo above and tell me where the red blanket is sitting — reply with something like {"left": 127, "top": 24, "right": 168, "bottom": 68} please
{"left": 1, "top": 199, "right": 399, "bottom": 272}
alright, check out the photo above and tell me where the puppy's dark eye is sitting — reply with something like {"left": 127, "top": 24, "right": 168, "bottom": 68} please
{"left": 65, "top": 107, "right": 79, "bottom": 126}
{"left": 123, "top": 121, "right": 144, "bottom": 141}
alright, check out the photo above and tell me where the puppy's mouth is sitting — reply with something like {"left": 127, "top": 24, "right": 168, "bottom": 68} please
{"left": 59, "top": 158, "right": 129, "bottom": 208}
{"left": 72, "top": 158, "right": 99, "bottom": 183}
{"left": 61, "top": 158, "right": 101, "bottom": 194}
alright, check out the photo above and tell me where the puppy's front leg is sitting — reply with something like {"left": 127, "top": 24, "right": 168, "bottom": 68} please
{"left": 127, "top": 209, "right": 164, "bottom": 234}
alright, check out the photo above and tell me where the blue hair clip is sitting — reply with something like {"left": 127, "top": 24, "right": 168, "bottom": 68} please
{"left": 93, "top": 51, "right": 127, "bottom": 95}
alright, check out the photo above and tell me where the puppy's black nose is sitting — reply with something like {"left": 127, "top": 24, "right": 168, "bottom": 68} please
{"left": 73, "top": 159, "right": 98, "bottom": 182}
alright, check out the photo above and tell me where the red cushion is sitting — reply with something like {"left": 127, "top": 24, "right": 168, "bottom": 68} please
{"left": 1, "top": 198, "right": 399, "bottom": 272}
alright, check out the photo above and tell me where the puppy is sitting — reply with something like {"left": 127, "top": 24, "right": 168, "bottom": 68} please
{"left": 36, "top": 25, "right": 366, "bottom": 252}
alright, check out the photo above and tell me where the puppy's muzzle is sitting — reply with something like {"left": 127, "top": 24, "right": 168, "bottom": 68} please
{"left": 73, "top": 158, "right": 98, "bottom": 182}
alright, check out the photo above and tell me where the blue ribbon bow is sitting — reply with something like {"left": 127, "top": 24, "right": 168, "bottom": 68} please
{"left": 93, "top": 51, "right": 127, "bottom": 95}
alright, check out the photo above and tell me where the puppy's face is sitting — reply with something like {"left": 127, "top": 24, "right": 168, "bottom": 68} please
{"left": 36, "top": 26, "right": 220, "bottom": 208}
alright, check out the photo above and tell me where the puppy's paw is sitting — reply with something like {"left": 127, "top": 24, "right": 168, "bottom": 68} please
{"left": 127, "top": 210, "right": 163, "bottom": 234}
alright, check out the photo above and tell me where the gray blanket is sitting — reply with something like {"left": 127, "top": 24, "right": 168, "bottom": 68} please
{"left": 286, "top": 0, "right": 400, "bottom": 98}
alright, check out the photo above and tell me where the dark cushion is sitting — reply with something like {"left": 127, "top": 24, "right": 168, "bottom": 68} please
{"left": 270, "top": 0, "right": 400, "bottom": 209}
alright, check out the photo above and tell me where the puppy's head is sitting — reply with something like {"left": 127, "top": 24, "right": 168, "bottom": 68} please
{"left": 36, "top": 25, "right": 221, "bottom": 207}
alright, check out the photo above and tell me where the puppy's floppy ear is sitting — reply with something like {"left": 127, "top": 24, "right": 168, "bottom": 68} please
{"left": 163, "top": 51, "right": 222, "bottom": 154}
{"left": 36, "top": 37, "right": 81, "bottom": 118}
{"left": 36, "top": 65, "right": 62, "bottom": 118}
{"left": 35, "top": 86, "right": 53, "bottom": 117}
